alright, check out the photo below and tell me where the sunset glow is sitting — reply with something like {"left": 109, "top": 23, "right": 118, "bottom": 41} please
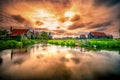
{"left": 64, "top": 11, "right": 75, "bottom": 18}
{"left": 0, "top": 0, "right": 120, "bottom": 80}
{"left": 0, "top": 0, "right": 120, "bottom": 38}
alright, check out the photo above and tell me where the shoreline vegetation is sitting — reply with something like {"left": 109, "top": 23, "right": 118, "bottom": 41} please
{"left": 48, "top": 39, "right": 120, "bottom": 50}
{"left": 0, "top": 40, "right": 41, "bottom": 51}
{"left": 0, "top": 39, "right": 120, "bottom": 51}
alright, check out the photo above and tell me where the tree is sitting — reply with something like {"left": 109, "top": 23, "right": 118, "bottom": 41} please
{"left": 0, "top": 29, "right": 9, "bottom": 39}
{"left": 36, "top": 31, "right": 50, "bottom": 40}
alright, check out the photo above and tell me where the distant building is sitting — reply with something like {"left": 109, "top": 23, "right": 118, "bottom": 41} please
{"left": 0, "top": 29, "right": 9, "bottom": 40}
{"left": 34, "top": 28, "right": 52, "bottom": 40}
{"left": 107, "top": 35, "right": 113, "bottom": 39}
{"left": 88, "top": 32, "right": 112, "bottom": 39}
{"left": 10, "top": 29, "right": 33, "bottom": 40}
{"left": 80, "top": 34, "right": 86, "bottom": 39}
{"left": 48, "top": 32, "right": 52, "bottom": 40}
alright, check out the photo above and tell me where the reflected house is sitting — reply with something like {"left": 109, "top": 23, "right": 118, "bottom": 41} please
{"left": 11, "top": 49, "right": 30, "bottom": 60}
{"left": 80, "top": 34, "right": 86, "bottom": 39}
{"left": 107, "top": 35, "right": 113, "bottom": 39}
{"left": 88, "top": 32, "right": 113, "bottom": 39}
{"left": 10, "top": 28, "right": 34, "bottom": 40}
{"left": 0, "top": 29, "right": 9, "bottom": 40}
{"left": 0, "top": 56, "right": 3, "bottom": 65}
{"left": 48, "top": 32, "right": 52, "bottom": 40}
{"left": 34, "top": 28, "right": 53, "bottom": 40}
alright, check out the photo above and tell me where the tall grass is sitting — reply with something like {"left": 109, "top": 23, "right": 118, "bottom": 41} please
{"left": 88, "top": 40, "right": 120, "bottom": 48}
{"left": 0, "top": 40, "right": 38, "bottom": 50}
{"left": 48, "top": 39, "right": 120, "bottom": 49}
{"left": 78, "top": 39, "right": 120, "bottom": 49}
{"left": 48, "top": 40, "right": 75, "bottom": 47}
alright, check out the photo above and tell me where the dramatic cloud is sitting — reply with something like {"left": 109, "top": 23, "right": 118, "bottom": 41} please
{"left": 35, "top": 28, "right": 49, "bottom": 31}
{"left": 70, "top": 14, "right": 80, "bottom": 22}
{"left": 88, "top": 21, "right": 113, "bottom": 29}
{"left": 35, "top": 21, "right": 43, "bottom": 26}
{"left": 0, "top": 0, "right": 120, "bottom": 37}
{"left": 94, "top": 0, "right": 120, "bottom": 7}
{"left": 95, "top": 28, "right": 107, "bottom": 32}
{"left": 67, "top": 22, "right": 85, "bottom": 30}
{"left": 12, "top": 15, "right": 25, "bottom": 23}
{"left": 52, "top": 29, "right": 66, "bottom": 34}
{"left": 118, "top": 14, "right": 120, "bottom": 19}
{"left": 58, "top": 17, "right": 69, "bottom": 23}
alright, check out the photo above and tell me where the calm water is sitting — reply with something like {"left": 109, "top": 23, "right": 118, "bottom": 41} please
{"left": 0, "top": 44, "right": 120, "bottom": 80}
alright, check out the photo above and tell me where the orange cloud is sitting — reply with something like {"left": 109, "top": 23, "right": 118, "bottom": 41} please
{"left": 70, "top": 14, "right": 80, "bottom": 22}
{"left": 58, "top": 17, "right": 69, "bottom": 23}
{"left": 67, "top": 22, "right": 85, "bottom": 30}
{"left": 0, "top": 0, "right": 120, "bottom": 37}
{"left": 35, "top": 21, "right": 43, "bottom": 26}
{"left": 11, "top": 15, "right": 25, "bottom": 23}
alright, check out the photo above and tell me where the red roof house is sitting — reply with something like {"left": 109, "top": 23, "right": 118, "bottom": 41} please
{"left": 88, "top": 32, "right": 108, "bottom": 39}
{"left": 10, "top": 29, "right": 29, "bottom": 36}
{"left": 80, "top": 34, "right": 86, "bottom": 39}
{"left": 10, "top": 29, "right": 32, "bottom": 40}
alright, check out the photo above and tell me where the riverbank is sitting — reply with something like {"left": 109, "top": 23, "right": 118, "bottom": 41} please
{"left": 48, "top": 39, "right": 120, "bottom": 49}
{"left": 87, "top": 39, "right": 120, "bottom": 49}
{"left": 0, "top": 40, "right": 40, "bottom": 51}
{"left": 1, "top": 39, "right": 120, "bottom": 51}
{"left": 48, "top": 40, "right": 75, "bottom": 47}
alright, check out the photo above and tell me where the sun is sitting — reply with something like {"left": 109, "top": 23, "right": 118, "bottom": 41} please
{"left": 64, "top": 11, "right": 75, "bottom": 18}
{"left": 64, "top": 21, "right": 73, "bottom": 27}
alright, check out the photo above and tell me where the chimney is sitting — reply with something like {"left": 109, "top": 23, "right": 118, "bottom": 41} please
{"left": 10, "top": 27, "right": 13, "bottom": 32}
{"left": 119, "top": 28, "right": 120, "bottom": 36}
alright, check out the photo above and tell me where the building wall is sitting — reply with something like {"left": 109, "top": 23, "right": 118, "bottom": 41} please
{"left": 88, "top": 33, "right": 110, "bottom": 39}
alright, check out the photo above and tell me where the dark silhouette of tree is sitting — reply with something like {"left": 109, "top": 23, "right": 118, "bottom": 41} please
{"left": 0, "top": 29, "right": 9, "bottom": 39}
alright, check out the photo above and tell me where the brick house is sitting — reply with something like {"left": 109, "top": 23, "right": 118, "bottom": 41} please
{"left": 80, "top": 34, "right": 86, "bottom": 39}
{"left": 88, "top": 32, "right": 113, "bottom": 39}
{"left": 10, "top": 29, "right": 33, "bottom": 40}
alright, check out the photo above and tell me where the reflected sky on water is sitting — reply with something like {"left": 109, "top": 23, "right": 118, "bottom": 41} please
{"left": 0, "top": 44, "right": 120, "bottom": 80}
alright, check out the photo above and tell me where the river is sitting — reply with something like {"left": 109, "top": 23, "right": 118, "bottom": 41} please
{"left": 0, "top": 44, "right": 120, "bottom": 80}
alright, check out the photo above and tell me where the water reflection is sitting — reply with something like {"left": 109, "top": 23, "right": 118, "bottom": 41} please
{"left": 0, "top": 56, "right": 3, "bottom": 65}
{"left": 0, "top": 44, "right": 120, "bottom": 80}
{"left": 11, "top": 49, "right": 29, "bottom": 60}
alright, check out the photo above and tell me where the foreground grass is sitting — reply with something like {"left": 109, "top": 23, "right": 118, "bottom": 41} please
{"left": 0, "top": 40, "right": 40, "bottom": 50}
{"left": 48, "top": 40, "right": 75, "bottom": 47}
{"left": 1, "top": 39, "right": 120, "bottom": 51}
{"left": 48, "top": 39, "right": 120, "bottom": 49}
{"left": 88, "top": 39, "right": 120, "bottom": 49}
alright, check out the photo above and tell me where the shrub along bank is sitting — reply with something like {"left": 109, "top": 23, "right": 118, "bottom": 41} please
{"left": 0, "top": 40, "right": 38, "bottom": 50}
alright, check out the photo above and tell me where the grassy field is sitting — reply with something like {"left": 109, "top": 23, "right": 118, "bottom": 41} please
{"left": 0, "top": 40, "right": 39, "bottom": 50}
{"left": 88, "top": 39, "right": 120, "bottom": 49}
{"left": 48, "top": 39, "right": 120, "bottom": 49}
{"left": 1, "top": 39, "right": 120, "bottom": 51}
{"left": 48, "top": 40, "right": 75, "bottom": 47}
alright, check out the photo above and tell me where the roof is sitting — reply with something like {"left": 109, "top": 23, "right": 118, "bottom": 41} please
{"left": 80, "top": 34, "right": 86, "bottom": 37}
{"left": 90, "top": 32, "right": 106, "bottom": 36}
{"left": 10, "top": 29, "right": 29, "bottom": 36}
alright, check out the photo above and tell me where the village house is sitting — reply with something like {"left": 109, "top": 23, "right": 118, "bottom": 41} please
{"left": 80, "top": 34, "right": 86, "bottom": 39}
{"left": 88, "top": 32, "right": 113, "bottom": 39}
{"left": 0, "top": 29, "right": 9, "bottom": 40}
{"left": 34, "top": 28, "right": 52, "bottom": 40}
{"left": 10, "top": 29, "right": 34, "bottom": 40}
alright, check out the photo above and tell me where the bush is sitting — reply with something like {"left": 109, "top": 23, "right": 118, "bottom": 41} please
{"left": 88, "top": 40, "right": 120, "bottom": 49}
{"left": 48, "top": 40, "right": 75, "bottom": 47}
{"left": 0, "top": 40, "right": 38, "bottom": 50}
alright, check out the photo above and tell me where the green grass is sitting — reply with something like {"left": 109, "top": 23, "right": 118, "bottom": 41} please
{"left": 0, "top": 40, "right": 39, "bottom": 50}
{"left": 48, "top": 40, "right": 75, "bottom": 47}
{"left": 1, "top": 39, "right": 120, "bottom": 51}
{"left": 88, "top": 40, "right": 120, "bottom": 49}
{"left": 48, "top": 39, "right": 120, "bottom": 49}
{"left": 79, "top": 39, "right": 120, "bottom": 49}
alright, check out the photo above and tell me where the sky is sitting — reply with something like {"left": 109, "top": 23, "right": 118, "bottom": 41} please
{"left": 0, "top": 0, "right": 120, "bottom": 38}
